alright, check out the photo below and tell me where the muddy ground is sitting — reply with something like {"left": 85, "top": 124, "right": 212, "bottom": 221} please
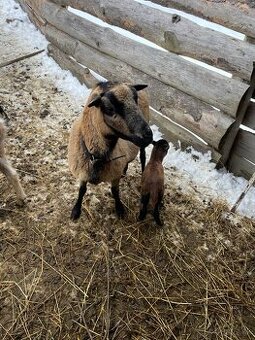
{"left": 0, "top": 53, "right": 255, "bottom": 340}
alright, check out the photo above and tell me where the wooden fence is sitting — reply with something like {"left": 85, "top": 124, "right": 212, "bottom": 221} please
{"left": 16, "top": 0, "right": 255, "bottom": 179}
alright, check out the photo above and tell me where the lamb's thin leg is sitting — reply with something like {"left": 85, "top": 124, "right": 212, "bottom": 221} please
{"left": 111, "top": 179, "right": 125, "bottom": 218}
{"left": 153, "top": 195, "right": 163, "bottom": 226}
{"left": 140, "top": 147, "right": 146, "bottom": 172}
{"left": 71, "top": 181, "right": 87, "bottom": 220}
{"left": 138, "top": 193, "right": 150, "bottom": 221}
{"left": 0, "top": 158, "right": 26, "bottom": 204}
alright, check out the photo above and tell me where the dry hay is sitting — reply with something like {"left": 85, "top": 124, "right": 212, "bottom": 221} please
{"left": 0, "top": 58, "right": 255, "bottom": 340}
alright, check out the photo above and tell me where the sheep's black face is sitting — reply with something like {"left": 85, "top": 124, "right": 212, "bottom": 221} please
{"left": 88, "top": 83, "right": 153, "bottom": 148}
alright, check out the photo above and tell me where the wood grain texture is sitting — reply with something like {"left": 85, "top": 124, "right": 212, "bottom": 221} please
{"left": 230, "top": 129, "right": 255, "bottom": 164}
{"left": 21, "top": 0, "right": 248, "bottom": 117}
{"left": 50, "top": 0, "right": 255, "bottom": 81}
{"left": 242, "top": 102, "right": 255, "bottom": 130}
{"left": 146, "top": 0, "right": 255, "bottom": 39}
{"left": 228, "top": 153, "right": 255, "bottom": 180}
{"left": 47, "top": 44, "right": 98, "bottom": 87}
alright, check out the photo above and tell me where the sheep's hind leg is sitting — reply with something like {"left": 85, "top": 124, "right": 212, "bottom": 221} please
{"left": 71, "top": 181, "right": 87, "bottom": 220}
{"left": 140, "top": 147, "right": 146, "bottom": 172}
{"left": 138, "top": 193, "right": 150, "bottom": 221}
{"left": 153, "top": 195, "right": 163, "bottom": 226}
{"left": 0, "top": 158, "right": 26, "bottom": 205}
{"left": 111, "top": 179, "right": 125, "bottom": 218}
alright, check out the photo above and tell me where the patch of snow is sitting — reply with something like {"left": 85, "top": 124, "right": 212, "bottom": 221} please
{"left": 1, "top": 0, "right": 47, "bottom": 51}
{"left": 1, "top": 0, "right": 88, "bottom": 101}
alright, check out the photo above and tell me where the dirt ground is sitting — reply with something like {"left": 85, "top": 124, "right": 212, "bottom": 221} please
{"left": 0, "top": 52, "right": 255, "bottom": 340}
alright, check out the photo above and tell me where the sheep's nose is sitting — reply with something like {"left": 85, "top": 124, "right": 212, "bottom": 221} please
{"left": 144, "top": 125, "right": 153, "bottom": 138}
{"left": 143, "top": 125, "right": 153, "bottom": 144}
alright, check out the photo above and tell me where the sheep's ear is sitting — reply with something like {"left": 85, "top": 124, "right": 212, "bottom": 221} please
{"left": 88, "top": 95, "right": 102, "bottom": 108}
{"left": 132, "top": 84, "right": 148, "bottom": 91}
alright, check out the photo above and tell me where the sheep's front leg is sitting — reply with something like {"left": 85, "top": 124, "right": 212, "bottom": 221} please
{"left": 140, "top": 147, "right": 146, "bottom": 172}
{"left": 71, "top": 181, "right": 87, "bottom": 220}
{"left": 111, "top": 179, "right": 125, "bottom": 218}
{"left": 0, "top": 158, "right": 26, "bottom": 205}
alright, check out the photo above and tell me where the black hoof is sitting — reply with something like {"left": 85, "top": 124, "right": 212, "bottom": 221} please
{"left": 71, "top": 205, "right": 81, "bottom": 221}
{"left": 138, "top": 211, "right": 146, "bottom": 221}
{"left": 155, "top": 218, "right": 164, "bottom": 227}
{"left": 116, "top": 202, "right": 125, "bottom": 219}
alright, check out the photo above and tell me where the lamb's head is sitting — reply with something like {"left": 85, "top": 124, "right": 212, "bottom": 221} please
{"left": 151, "top": 139, "right": 169, "bottom": 161}
{"left": 88, "top": 83, "right": 153, "bottom": 148}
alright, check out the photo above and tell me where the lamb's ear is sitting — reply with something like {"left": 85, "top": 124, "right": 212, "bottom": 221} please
{"left": 87, "top": 95, "right": 102, "bottom": 108}
{"left": 132, "top": 84, "right": 148, "bottom": 91}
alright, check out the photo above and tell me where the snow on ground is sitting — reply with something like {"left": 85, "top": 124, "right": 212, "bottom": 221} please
{"left": 1, "top": 0, "right": 89, "bottom": 100}
{"left": 1, "top": 0, "right": 255, "bottom": 220}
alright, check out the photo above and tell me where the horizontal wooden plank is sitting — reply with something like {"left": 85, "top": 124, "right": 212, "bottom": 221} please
{"left": 147, "top": 0, "right": 255, "bottom": 40}
{"left": 228, "top": 153, "right": 255, "bottom": 180}
{"left": 50, "top": 0, "right": 255, "bottom": 81}
{"left": 22, "top": 0, "right": 248, "bottom": 117}
{"left": 242, "top": 102, "right": 255, "bottom": 130}
{"left": 47, "top": 44, "right": 98, "bottom": 88}
{"left": 230, "top": 129, "right": 255, "bottom": 165}
{"left": 45, "top": 24, "right": 234, "bottom": 150}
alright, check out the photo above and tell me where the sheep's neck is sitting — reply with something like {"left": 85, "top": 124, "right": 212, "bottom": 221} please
{"left": 81, "top": 134, "right": 118, "bottom": 161}
{"left": 149, "top": 149, "right": 165, "bottom": 163}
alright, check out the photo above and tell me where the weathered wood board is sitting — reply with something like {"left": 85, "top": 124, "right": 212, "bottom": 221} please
{"left": 20, "top": 0, "right": 249, "bottom": 117}
{"left": 147, "top": 0, "right": 255, "bottom": 40}
{"left": 242, "top": 102, "right": 255, "bottom": 130}
{"left": 50, "top": 0, "right": 255, "bottom": 81}
{"left": 228, "top": 153, "right": 255, "bottom": 180}
{"left": 48, "top": 44, "right": 98, "bottom": 87}
{"left": 230, "top": 129, "right": 255, "bottom": 165}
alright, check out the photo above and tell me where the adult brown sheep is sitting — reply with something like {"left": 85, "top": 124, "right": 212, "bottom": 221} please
{"left": 68, "top": 81, "right": 152, "bottom": 220}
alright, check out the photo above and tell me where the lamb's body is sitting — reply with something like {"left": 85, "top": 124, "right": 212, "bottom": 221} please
{"left": 139, "top": 139, "right": 169, "bottom": 226}
{"left": 0, "top": 119, "right": 26, "bottom": 204}
{"left": 68, "top": 81, "right": 152, "bottom": 220}
{"left": 141, "top": 163, "right": 165, "bottom": 208}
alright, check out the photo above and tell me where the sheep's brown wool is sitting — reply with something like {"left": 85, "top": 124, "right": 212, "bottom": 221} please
{"left": 0, "top": 119, "right": 26, "bottom": 205}
{"left": 139, "top": 139, "right": 169, "bottom": 226}
{"left": 68, "top": 81, "right": 152, "bottom": 220}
